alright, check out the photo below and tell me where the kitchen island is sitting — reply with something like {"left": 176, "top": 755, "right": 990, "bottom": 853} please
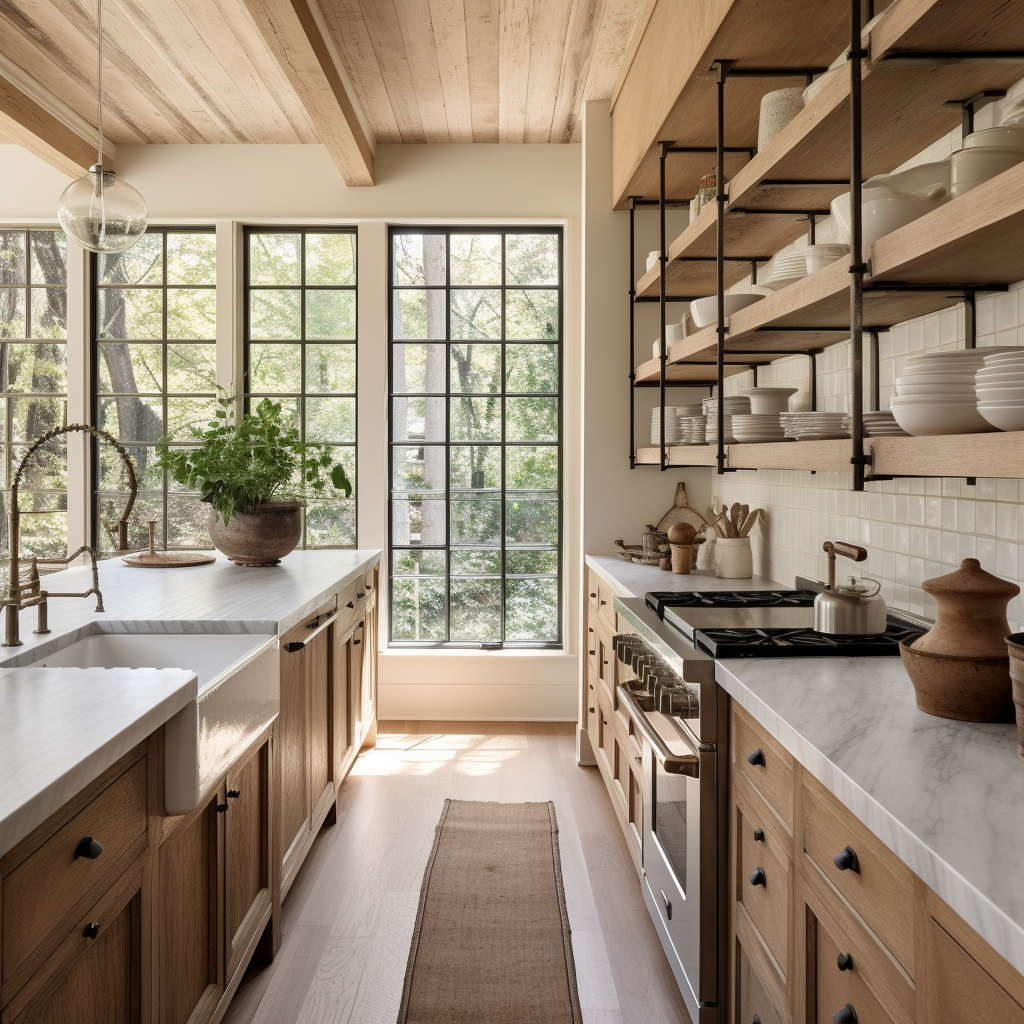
{"left": 0, "top": 549, "right": 380, "bottom": 1024}
{"left": 585, "top": 552, "right": 1024, "bottom": 1023}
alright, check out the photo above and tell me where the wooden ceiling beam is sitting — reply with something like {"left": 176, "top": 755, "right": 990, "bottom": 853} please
{"left": 0, "top": 71, "right": 99, "bottom": 178}
{"left": 239, "top": 0, "right": 375, "bottom": 185}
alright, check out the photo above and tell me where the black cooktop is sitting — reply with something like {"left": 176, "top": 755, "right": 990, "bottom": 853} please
{"left": 692, "top": 622, "right": 927, "bottom": 658}
{"left": 645, "top": 589, "right": 818, "bottom": 617}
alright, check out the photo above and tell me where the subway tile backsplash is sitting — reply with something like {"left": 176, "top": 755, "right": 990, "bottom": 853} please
{"left": 712, "top": 81, "right": 1024, "bottom": 629}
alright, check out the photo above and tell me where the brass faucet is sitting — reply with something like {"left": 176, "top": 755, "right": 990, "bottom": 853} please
{"left": 3, "top": 424, "right": 138, "bottom": 647}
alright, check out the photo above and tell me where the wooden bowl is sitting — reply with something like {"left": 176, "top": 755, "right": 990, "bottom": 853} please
{"left": 899, "top": 641, "right": 1014, "bottom": 723}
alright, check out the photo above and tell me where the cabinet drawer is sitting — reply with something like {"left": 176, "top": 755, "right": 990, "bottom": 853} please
{"left": 801, "top": 776, "right": 914, "bottom": 975}
{"left": 735, "top": 935, "right": 787, "bottom": 1024}
{"left": 813, "top": 908, "right": 898, "bottom": 1024}
{"left": 3, "top": 757, "right": 148, "bottom": 984}
{"left": 732, "top": 706, "right": 794, "bottom": 830}
{"left": 596, "top": 578, "right": 617, "bottom": 631}
{"left": 282, "top": 596, "right": 338, "bottom": 646}
{"left": 736, "top": 794, "right": 790, "bottom": 977}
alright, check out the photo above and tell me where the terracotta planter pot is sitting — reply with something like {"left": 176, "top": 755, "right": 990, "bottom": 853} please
{"left": 900, "top": 641, "right": 1014, "bottom": 723}
{"left": 207, "top": 501, "right": 302, "bottom": 566}
{"left": 1006, "top": 634, "right": 1024, "bottom": 765}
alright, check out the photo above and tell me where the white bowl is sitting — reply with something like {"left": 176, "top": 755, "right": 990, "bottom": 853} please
{"left": 895, "top": 383, "right": 977, "bottom": 397}
{"left": 890, "top": 402, "right": 994, "bottom": 435}
{"left": 951, "top": 146, "right": 1024, "bottom": 198}
{"left": 983, "top": 351, "right": 1024, "bottom": 365}
{"left": 978, "top": 405, "right": 1024, "bottom": 431}
{"left": 690, "top": 292, "right": 765, "bottom": 329}
{"left": 890, "top": 394, "right": 980, "bottom": 405}
{"left": 739, "top": 387, "right": 798, "bottom": 414}
{"left": 896, "top": 372, "right": 977, "bottom": 384}
{"left": 964, "top": 126, "right": 1024, "bottom": 150}
{"left": 975, "top": 386, "right": 1024, "bottom": 402}
{"left": 976, "top": 371, "right": 1024, "bottom": 384}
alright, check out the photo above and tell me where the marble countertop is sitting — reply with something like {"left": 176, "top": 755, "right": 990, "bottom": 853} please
{"left": 585, "top": 552, "right": 1024, "bottom": 976}
{"left": 0, "top": 549, "right": 381, "bottom": 859}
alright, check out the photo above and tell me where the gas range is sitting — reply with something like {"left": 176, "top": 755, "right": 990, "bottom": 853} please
{"left": 647, "top": 586, "right": 926, "bottom": 659}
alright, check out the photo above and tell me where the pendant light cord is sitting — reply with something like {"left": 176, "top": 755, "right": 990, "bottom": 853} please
{"left": 96, "top": 0, "right": 103, "bottom": 167}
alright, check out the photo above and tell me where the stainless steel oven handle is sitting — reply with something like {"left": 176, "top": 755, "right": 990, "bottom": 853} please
{"left": 617, "top": 684, "right": 700, "bottom": 777}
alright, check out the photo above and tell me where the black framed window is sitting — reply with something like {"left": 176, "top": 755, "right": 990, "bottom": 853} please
{"left": 93, "top": 228, "right": 218, "bottom": 551}
{"left": 388, "top": 228, "right": 562, "bottom": 647}
{"left": 244, "top": 228, "right": 357, "bottom": 547}
{"left": 0, "top": 229, "right": 68, "bottom": 556}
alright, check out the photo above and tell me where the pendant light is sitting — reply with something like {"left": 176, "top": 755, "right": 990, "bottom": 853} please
{"left": 56, "top": 0, "right": 147, "bottom": 253}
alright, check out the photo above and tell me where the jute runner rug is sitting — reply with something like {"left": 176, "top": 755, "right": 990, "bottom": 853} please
{"left": 397, "top": 799, "right": 583, "bottom": 1024}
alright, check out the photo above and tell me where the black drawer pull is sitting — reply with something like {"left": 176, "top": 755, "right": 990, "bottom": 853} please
{"left": 837, "top": 952, "right": 854, "bottom": 972}
{"left": 588, "top": 626, "right": 594, "bottom": 633}
{"left": 74, "top": 836, "right": 103, "bottom": 860}
{"left": 354, "top": 638, "right": 361, "bottom": 645}
{"left": 747, "top": 748, "right": 766, "bottom": 767}
{"left": 753, "top": 828, "right": 765, "bottom": 842}
{"left": 752, "top": 1017, "right": 761, "bottom": 1024}
{"left": 590, "top": 592, "right": 596, "bottom": 598}
{"left": 833, "top": 846, "right": 860, "bottom": 873}
{"left": 217, "top": 802, "right": 229, "bottom": 813}
{"left": 634, "top": 755, "right": 643, "bottom": 766}
{"left": 833, "top": 1005, "right": 857, "bottom": 1024}
{"left": 588, "top": 649, "right": 596, "bottom": 655}
{"left": 357, "top": 591, "right": 365, "bottom": 599}
{"left": 748, "top": 867, "right": 766, "bottom": 887}
{"left": 347, "top": 601, "right": 354, "bottom": 608}
{"left": 661, "top": 889, "right": 672, "bottom": 920}
{"left": 588, "top": 706, "right": 595, "bottom": 713}
{"left": 83, "top": 922, "right": 100, "bottom": 940}
{"left": 358, "top": 620, "right": 364, "bottom": 628}
{"left": 227, "top": 789, "right": 241, "bottom": 800}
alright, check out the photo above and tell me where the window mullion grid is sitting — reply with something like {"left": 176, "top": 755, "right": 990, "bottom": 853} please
{"left": 300, "top": 230, "right": 307, "bottom": 548}
{"left": 499, "top": 231, "right": 507, "bottom": 647}
{"left": 161, "top": 230, "right": 169, "bottom": 550}
{"left": 444, "top": 233, "right": 451, "bottom": 644}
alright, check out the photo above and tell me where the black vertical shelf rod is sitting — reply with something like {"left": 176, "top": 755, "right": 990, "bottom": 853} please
{"left": 809, "top": 351, "right": 819, "bottom": 411}
{"left": 849, "top": 0, "right": 867, "bottom": 491}
{"left": 869, "top": 331, "right": 880, "bottom": 411}
{"left": 714, "top": 59, "right": 735, "bottom": 477}
{"left": 659, "top": 143, "right": 669, "bottom": 470}
{"left": 965, "top": 293, "right": 977, "bottom": 349}
{"left": 628, "top": 198, "right": 638, "bottom": 467}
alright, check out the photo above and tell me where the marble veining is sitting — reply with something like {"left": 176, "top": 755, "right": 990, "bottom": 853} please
{"left": 586, "top": 554, "right": 784, "bottom": 597}
{"left": 715, "top": 656, "right": 1024, "bottom": 976}
{"left": 0, "top": 667, "right": 197, "bottom": 858}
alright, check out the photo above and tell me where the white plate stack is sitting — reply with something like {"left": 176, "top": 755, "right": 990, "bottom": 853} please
{"left": 703, "top": 396, "right": 751, "bottom": 417}
{"left": 779, "top": 412, "right": 850, "bottom": 439}
{"left": 976, "top": 350, "right": 1024, "bottom": 432}
{"left": 862, "top": 410, "right": 908, "bottom": 437}
{"left": 706, "top": 417, "right": 739, "bottom": 445}
{"left": 760, "top": 244, "right": 849, "bottom": 290}
{"left": 731, "top": 413, "right": 788, "bottom": 442}
{"left": 889, "top": 349, "right": 1019, "bottom": 435}
{"left": 651, "top": 406, "right": 684, "bottom": 445}
{"left": 680, "top": 416, "right": 707, "bottom": 444}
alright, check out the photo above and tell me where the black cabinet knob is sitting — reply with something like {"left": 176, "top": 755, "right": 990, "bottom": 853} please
{"left": 590, "top": 592, "right": 596, "bottom": 598}
{"left": 747, "top": 748, "right": 766, "bottom": 767}
{"left": 837, "top": 952, "right": 854, "bottom": 972}
{"left": 227, "top": 789, "right": 241, "bottom": 799}
{"left": 358, "top": 620, "right": 364, "bottom": 628}
{"left": 217, "top": 802, "right": 229, "bottom": 813}
{"left": 753, "top": 828, "right": 765, "bottom": 842}
{"left": 354, "top": 638, "right": 361, "bottom": 645}
{"left": 589, "top": 649, "right": 596, "bottom": 656}
{"left": 588, "top": 626, "right": 594, "bottom": 633}
{"left": 833, "top": 1004, "right": 857, "bottom": 1024}
{"left": 634, "top": 756, "right": 643, "bottom": 766}
{"left": 748, "top": 866, "right": 767, "bottom": 887}
{"left": 752, "top": 1017, "right": 762, "bottom": 1024}
{"left": 74, "top": 836, "right": 103, "bottom": 860}
{"left": 833, "top": 846, "right": 860, "bottom": 873}
{"left": 346, "top": 601, "right": 354, "bottom": 609}
{"left": 589, "top": 707, "right": 595, "bottom": 713}
{"left": 83, "top": 922, "right": 100, "bottom": 940}
{"left": 357, "top": 592, "right": 365, "bottom": 599}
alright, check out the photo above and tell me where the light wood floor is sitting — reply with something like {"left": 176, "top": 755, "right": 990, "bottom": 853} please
{"left": 222, "top": 722, "right": 691, "bottom": 1024}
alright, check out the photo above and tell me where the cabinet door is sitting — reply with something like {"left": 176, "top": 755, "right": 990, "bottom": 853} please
{"left": 157, "top": 798, "right": 221, "bottom": 1024}
{"left": 12, "top": 887, "right": 142, "bottom": 1024}
{"left": 278, "top": 638, "right": 309, "bottom": 875}
{"left": 333, "top": 624, "right": 354, "bottom": 781}
{"left": 307, "top": 622, "right": 334, "bottom": 828}
{"left": 224, "top": 743, "right": 270, "bottom": 981}
{"left": 357, "top": 591, "right": 377, "bottom": 750}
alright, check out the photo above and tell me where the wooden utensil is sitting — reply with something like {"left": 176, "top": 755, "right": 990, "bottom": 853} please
{"left": 739, "top": 508, "right": 761, "bottom": 537}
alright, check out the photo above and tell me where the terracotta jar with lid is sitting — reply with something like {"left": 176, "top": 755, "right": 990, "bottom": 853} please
{"left": 900, "top": 558, "right": 1019, "bottom": 722}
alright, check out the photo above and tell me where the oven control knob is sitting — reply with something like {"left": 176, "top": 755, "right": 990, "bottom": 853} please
{"left": 748, "top": 867, "right": 767, "bottom": 887}
{"left": 747, "top": 748, "right": 766, "bottom": 767}
{"left": 837, "top": 952, "right": 854, "bottom": 972}
{"left": 833, "top": 846, "right": 861, "bottom": 873}
{"left": 833, "top": 1004, "right": 857, "bottom": 1024}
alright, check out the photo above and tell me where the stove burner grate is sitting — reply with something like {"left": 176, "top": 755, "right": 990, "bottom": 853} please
{"left": 693, "top": 623, "right": 926, "bottom": 658}
{"left": 645, "top": 589, "right": 818, "bottom": 617}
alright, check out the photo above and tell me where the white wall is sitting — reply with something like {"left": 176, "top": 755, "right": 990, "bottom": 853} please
{"left": 0, "top": 140, "right": 583, "bottom": 721}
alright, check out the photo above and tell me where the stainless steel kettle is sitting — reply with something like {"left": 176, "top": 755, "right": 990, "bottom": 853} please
{"left": 814, "top": 541, "right": 888, "bottom": 635}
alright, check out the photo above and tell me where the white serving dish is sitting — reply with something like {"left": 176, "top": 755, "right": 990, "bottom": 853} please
{"left": 739, "top": 387, "right": 798, "bottom": 414}
{"left": 978, "top": 405, "right": 1024, "bottom": 431}
{"left": 963, "top": 126, "right": 1024, "bottom": 150}
{"left": 951, "top": 146, "right": 1024, "bottom": 198}
{"left": 690, "top": 292, "right": 764, "bottom": 329}
{"left": 647, "top": 250, "right": 661, "bottom": 272}
{"left": 889, "top": 401, "right": 994, "bottom": 435}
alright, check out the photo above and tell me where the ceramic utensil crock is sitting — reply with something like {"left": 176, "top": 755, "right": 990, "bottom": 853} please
{"left": 901, "top": 558, "right": 1020, "bottom": 722}
{"left": 715, "top": 537, "right": 752, "bottom": 579}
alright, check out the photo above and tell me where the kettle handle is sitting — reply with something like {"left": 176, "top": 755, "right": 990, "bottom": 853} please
{"left": 824, "top": 541, "right": 867, "bottom": 563}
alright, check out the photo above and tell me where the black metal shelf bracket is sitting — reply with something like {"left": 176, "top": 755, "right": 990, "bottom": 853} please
{"left": 945, "top": 90, "right": 1007, "bottom": 137}
{"left": 629, "top": 196, "right": 640, "bottom": 468}
{"left": 849, "top": 0, "right": 867, "bottom": 491}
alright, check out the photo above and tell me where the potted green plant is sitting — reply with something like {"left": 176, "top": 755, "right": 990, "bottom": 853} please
{"left": 158, "top": 392, "right": 352, "bottom": 566}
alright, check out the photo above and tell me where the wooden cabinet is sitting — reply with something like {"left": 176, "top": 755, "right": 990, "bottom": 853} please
{"left": 728, "top": 702, "right": 1024, "bottom": 1024}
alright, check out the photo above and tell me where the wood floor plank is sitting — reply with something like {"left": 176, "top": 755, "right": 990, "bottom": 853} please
{"left": 222, "top": 721, "right": 694, "bottom": 1024}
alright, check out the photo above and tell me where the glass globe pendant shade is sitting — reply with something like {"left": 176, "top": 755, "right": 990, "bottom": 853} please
{"left": 57, "top": 164, "right": 148, "bottom": 254}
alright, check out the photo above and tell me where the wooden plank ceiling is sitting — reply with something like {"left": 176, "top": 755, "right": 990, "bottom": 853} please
{"left": 0, "top": 0, "right": 646, "bottom": 179}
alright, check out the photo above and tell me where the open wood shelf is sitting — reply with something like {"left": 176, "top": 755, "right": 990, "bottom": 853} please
{"left": 629, "top": 0, "right": 1024, "bottom": 299}
{"left": 646, "top": 160, "right": 1024, "bottom": 368}
{"left": 637, "top": 431, "right": 1024, "bottom": 478}
{"left": 633, "top": 356, "right": 767, "bottom": 385}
